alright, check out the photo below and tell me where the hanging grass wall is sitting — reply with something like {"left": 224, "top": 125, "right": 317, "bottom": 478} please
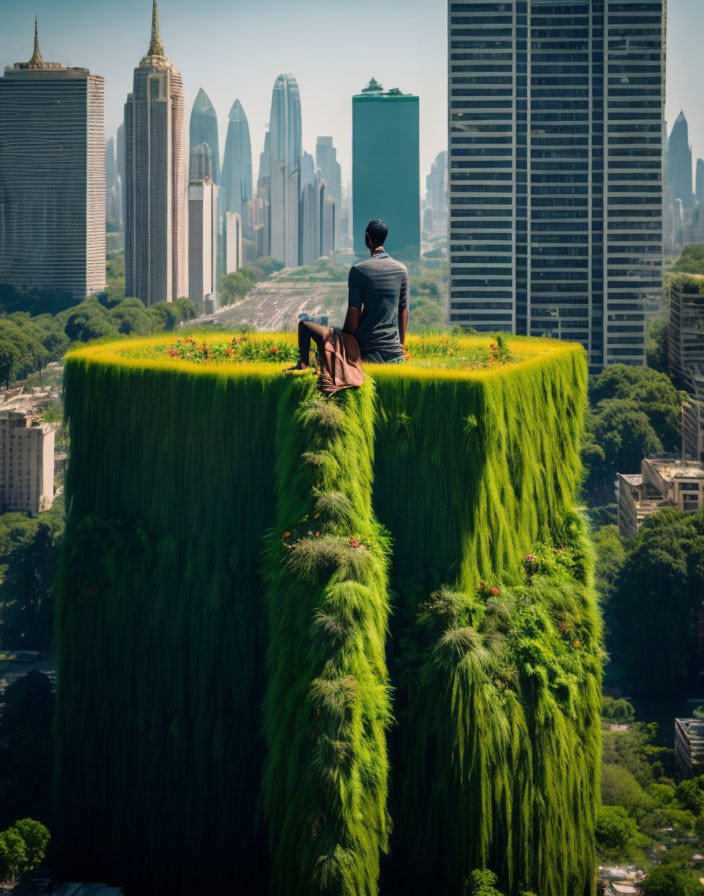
{"left": 54, "top": 333, "right": 600, "bottom": 896}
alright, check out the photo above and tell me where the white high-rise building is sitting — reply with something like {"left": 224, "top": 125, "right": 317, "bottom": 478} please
{"left": 448, "top": 0, "right": 665, "bottom": 368}
{"left": 226, "top": 211, "right": 243, "bottom": 274}
{"left": 0, "top": 20, "right": 105, "bottom": 306}
{"left": 188, "top": 179, "right": 218, "bottom": 310}
{"left": 124, "top": 0, "right": 187, "bottom": 306}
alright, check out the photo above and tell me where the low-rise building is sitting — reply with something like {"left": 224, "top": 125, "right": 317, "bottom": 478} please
{"left": 675, "top": 716, "right": 704, "bottom": 778}
{"left": 0, "top": 410, "right": 55, "bottom": 515}
{"left": 617, "top": 457, "right": 704, "bottom": 537}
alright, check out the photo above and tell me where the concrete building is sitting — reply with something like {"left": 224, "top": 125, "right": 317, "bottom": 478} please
{"left": 675, "top": 717, "right": 704, "bottom": 778}
{"left": 189, "top": 88, "right": 220, "bottom": 185}
{"left": 226, "top": 211, "right": 242, "bottom": 274}
{"left": 668, "top": 274, "right": 704, "bottom": 398}
{"left": 668, "top": 112, "right": 694, "bottom": 211}
{"left": 116, "top": 123, "right": 125, "bottom": 227}
{"left": 0, "top": 410, "right": 54, "bottom": 516}
{"left": 124, "top": 0, "right": 187, "bottom": 306}
{"left": 448, "top": 0, "right": 665, "bottom": 368}
{"left": 188, "top": 177, "right": 218, "bottom": 312}
{"left": 617, "top": 458, "right": 704, "bottom": 538}
{"left": 697, "top": 159, "right": 704, "bottom": 206}
{"left": 223, "top": 99, "right": 253, "bottom": 217}
{"left": 316, "top": 137, "right": 341, "bottom": 250}
{"left": 0, "top": 19, "right": 105, "bottom": 307}
{"left": 320, "top": 183, "right": 336, "bottom": 257}
{"left": 353, "top": 80, "right": 420, "bottom": 259}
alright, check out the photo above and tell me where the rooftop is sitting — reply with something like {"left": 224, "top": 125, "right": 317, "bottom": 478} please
{"left": 647, "top": 457, "right": 704, "bottom": 481}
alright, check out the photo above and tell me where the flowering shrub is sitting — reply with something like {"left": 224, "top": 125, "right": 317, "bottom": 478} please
{"left": 155, "top": 335, "right": 299, "bottom": 365}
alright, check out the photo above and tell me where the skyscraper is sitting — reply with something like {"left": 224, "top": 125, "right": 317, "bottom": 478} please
{"left": 190, "top": 88, "right": 220, "bottom": 184}
{"left": 425, "top": 150, "right": 447, "bottom": 234}
{"left": 0, "top": 19, "right": 105, "bottom": 307}
{"left": 188, "top": 175, "right": 218, "bottom": 311}
{"left": 116, "top": 123, "right": 125, "bottom": 227}
{"left": 316, "top": 137, "right": 342, "bottom": 250}
{"left": 695, "top": 159, "right": 704, "bottom": 206}
{"left": 448, "top": 0, "right": 665, "bottom": 368}
{"left": 106, "top": 137, "right": 117, "bottom": 221}
{"left": 668, "top": 112, "right": 694, "bottom": 210}
{"left": 267, "top": 74, "right": 302, "bottom": 266}
{"left": 223, "top": 99, "right": 253, "bottom": 216}
{"left": 353, "top": 80, "right": 420, "bottom": 259}
{"left": 124, "top": 0, "right": 186, "bottom": 305}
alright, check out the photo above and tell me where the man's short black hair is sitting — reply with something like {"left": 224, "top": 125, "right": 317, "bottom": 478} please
{"left": 366, "top": 219, "right": 388, "bottom": 248}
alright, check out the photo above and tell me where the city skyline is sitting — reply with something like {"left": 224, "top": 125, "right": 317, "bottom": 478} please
{"left": 1, "top": 0, "right": 699, "bottom": 192}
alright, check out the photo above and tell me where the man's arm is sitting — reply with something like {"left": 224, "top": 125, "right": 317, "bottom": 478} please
{"left": 344, "top": 266, "right": 362, "bottom": 334}
{"left": 398, "top": 268, "right": 409, "bottom": 348}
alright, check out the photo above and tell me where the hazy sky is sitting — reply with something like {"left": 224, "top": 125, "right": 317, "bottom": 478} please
{"left": 0, "top": 0, "right": 701, "bottom": 189}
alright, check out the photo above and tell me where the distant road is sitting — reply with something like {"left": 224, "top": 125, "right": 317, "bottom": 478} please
{"left": 194, "top": 271, "right": 347, "bottom": 331}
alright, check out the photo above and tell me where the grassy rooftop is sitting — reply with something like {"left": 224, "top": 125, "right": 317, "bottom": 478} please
{"left": 66, "top": 331, "right": 584, "bottom": 381}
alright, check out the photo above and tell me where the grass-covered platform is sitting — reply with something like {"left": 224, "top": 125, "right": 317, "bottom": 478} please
{"left": 54, "top": 333, "right": 601, "bottom": 896}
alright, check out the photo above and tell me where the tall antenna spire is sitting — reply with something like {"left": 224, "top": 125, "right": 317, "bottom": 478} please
{"left": 29, "top": 15, "right": 43, "bottom": 66}
{"left": 148, "top": 0, "right": 164, "bottom": 56}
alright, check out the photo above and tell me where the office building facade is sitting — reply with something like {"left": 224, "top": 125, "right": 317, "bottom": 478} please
{"left": 448, "top": 0, "right": 665, "bottom": 368}
{"left": 124, "top": 0, "right": 187, "bottom": 306}
{"left": 0, "top": 21, "right": 105, "bottom": 306}
{"left": 353, "top": 81, "right": 420, "bottom": 259}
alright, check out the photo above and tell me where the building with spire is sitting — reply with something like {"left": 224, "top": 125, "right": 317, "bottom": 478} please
{"left": 222, "top": 99, "right": 253, "bottom": 217}
{"left": 189, "top": 88, "right": 219, "bottom": 184}
{"left": 668, "top": 112, "right": 694, "bottom": 210}
{"left": 124, "top": 0, "right": 187, "bottom": 305}
{"left": 0, "top": 18, "right": 105, "bottom": 308}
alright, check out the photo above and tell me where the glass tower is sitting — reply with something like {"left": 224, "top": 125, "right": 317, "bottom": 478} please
{"left": 189, "top": 88, "right": 220, "bottom": 184}
{"left": 448, "top": 0, "right": 665, "bottom": 368}
{"left": 222, "top": 99, "right": 253, "bottom": 215}
{"left": 352, "top": 81, "right": 420, "bottom": 259}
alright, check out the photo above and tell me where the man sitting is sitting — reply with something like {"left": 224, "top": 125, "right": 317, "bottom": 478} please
{"left": 292, "top": 219, "right": 409, "bottom": 378}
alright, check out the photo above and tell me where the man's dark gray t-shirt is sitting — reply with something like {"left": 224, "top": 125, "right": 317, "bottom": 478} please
{"left": 348, "top": 251, "right": 409, "bottom": 363}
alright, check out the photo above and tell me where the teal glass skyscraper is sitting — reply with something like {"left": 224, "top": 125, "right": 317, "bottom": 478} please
{"left": 190, "top": 87, "right": 220, "bottom": 184}
{"left": 222, "top": 99, "right": 252, "bottom": 215}
{"left": 352, "top": 80, "right": 420, "bottom": 259}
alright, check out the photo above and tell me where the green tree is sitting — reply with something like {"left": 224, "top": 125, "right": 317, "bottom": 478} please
{"left": 642, "top": 864, "right": 699, "bottom": 896}
{"left": 174, "top": 297, "right": 197, "bottom": 322}
{"left": 672, "top": 244, "right": 704, "bottom": 275}
{"left": 0, "top": 671, "right": 54, "bottom": 828}
{"left": 675, "top": 777, "right": 704, "bottom": 815}
{"left": 595, "top": 805, "right": 639, "bottom": 856}
{"left": 593, "top": 525, "right": 626, "bottom": 607}
{"left": 646, "top": 318, "right": 669, "bottom": 372}
{"left": 0, "top": 520, "right": 61, "bottom": 651}
{"left": 148, "top": 301, "right": 179, "bottom": 332}
{"left": 109, "top": 296, "right": 154, "bottom": 336}
{"left": 0, "top": 827, "right": 27, "bottom": 881}
{"left": 465, "top": 869, "right": 505, "bottom": 896}
{"left": 64, "top": 299, "right": 117, "bottom": 342}
{"left": 10, "top": 819, "right": 49, "bottom": 869}
{"left": 608, "top": 509, "right": 704, "bottom": 703}
{"left": 252, "top": 255, "right": 284, "bottom": 276}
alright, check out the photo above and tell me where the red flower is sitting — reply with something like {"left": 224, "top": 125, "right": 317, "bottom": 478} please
{"left": 350, "top": 537, "right": 360, "bottom": 548}
{"left": 270, "top": 345, "right": 279, "bottom": 354}
{"left": 315, "top": 531, "right": 321, "bottom": 538}
{"left": 283, "top": 531, "right": 291, "bottom": 538}
{"left": 491, "top": 586, "right": 500, "bottom": 596}
{"left": 574, "top": 639, "right": 581, "bottom": 648}
{"left": 226, "top": 347, "right": 233, "bottom": 356}
{"left": 490, "top": 343, "right": 498, "bottom": 351}
{"left": 168, "top": 349, "right": 179, "bottom": 357}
